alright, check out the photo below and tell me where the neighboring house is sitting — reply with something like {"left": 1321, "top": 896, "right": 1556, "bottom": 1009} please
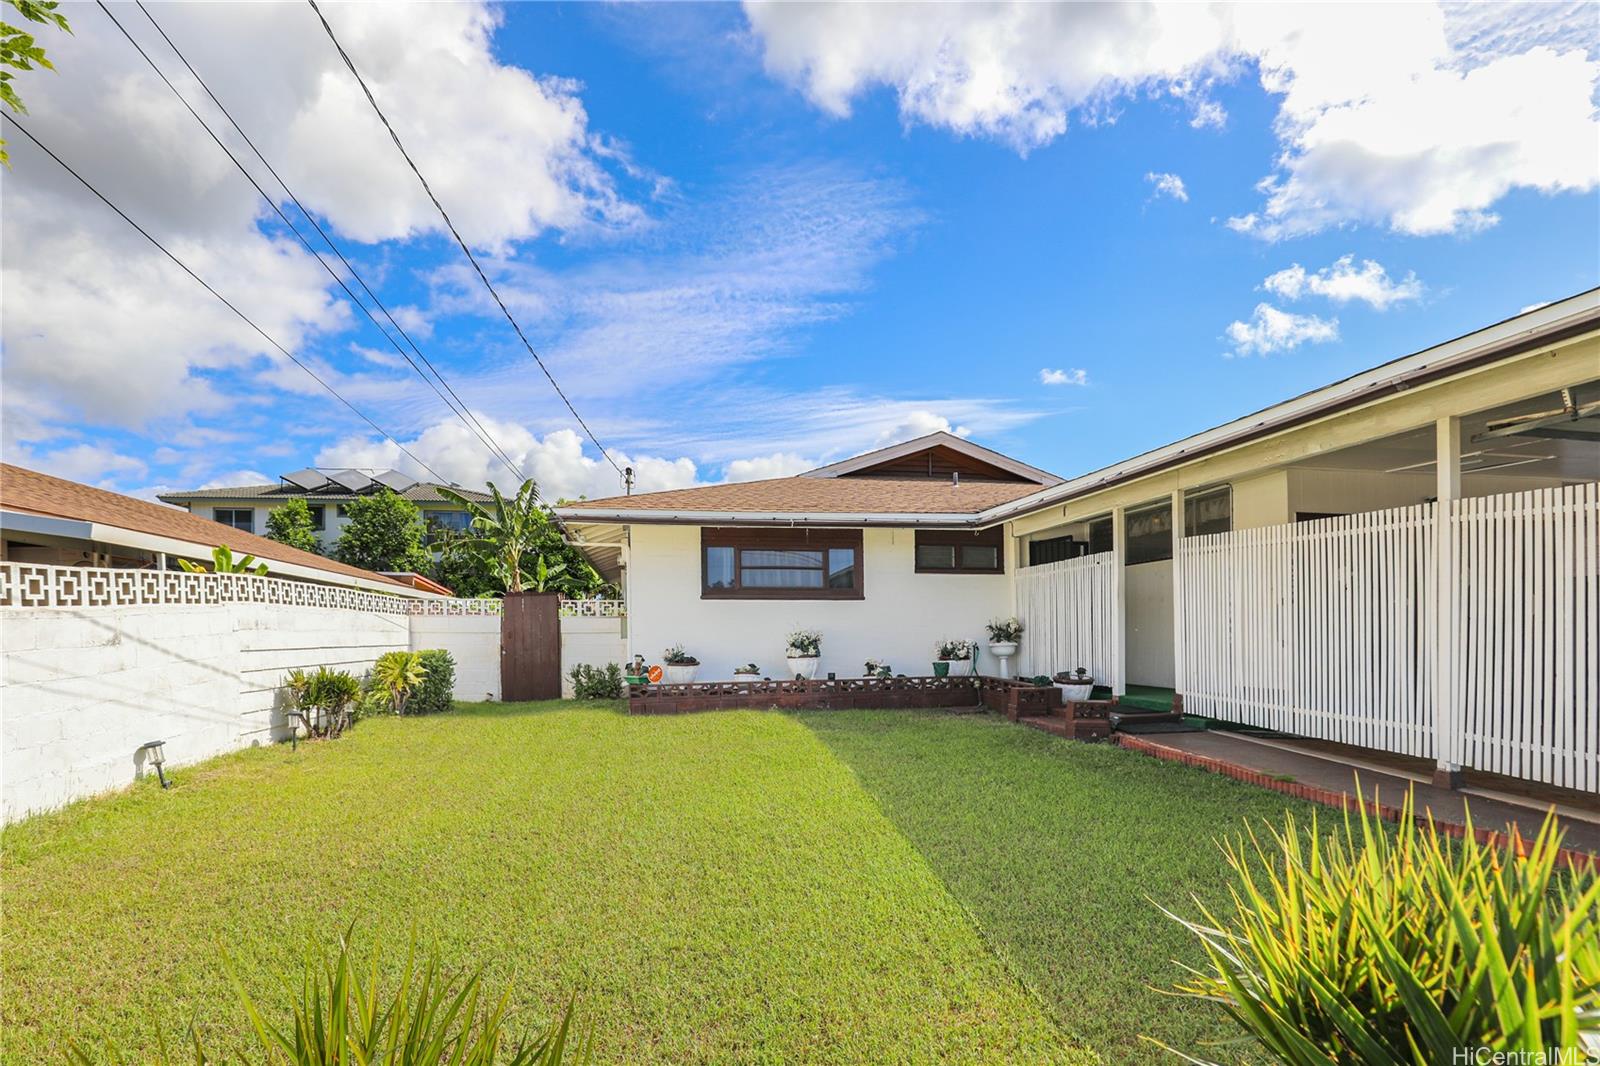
{"left": 559, "top": 290, "right": 1599, "bottom": 792}
{"left": 158, "top": 469, "right": 491, "bottom": 552}
{"left": 0, "top": 464, "right": 431, "bottom": 596}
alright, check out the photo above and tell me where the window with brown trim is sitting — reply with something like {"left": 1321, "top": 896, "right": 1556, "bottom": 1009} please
{"left": 914, "top": 527, "right": 1004, "bottom": 574}
{"left": 701, "top": 528, "right": 863, "bottom": 599}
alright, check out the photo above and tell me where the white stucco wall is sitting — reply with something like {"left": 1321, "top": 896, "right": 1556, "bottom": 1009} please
{"left": 2, "top": 603, "right": 408, "bottom": 821}
{"left": 409, "top": 614, "right": 502, "bottom": 703}
{"left": 625, "top": 525, "right": 1015, "bottom": 680}
{"left": 560, "top": 616, "right": 628, "bottom": 695}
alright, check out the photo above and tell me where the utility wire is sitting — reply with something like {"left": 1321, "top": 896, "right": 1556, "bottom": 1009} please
{"left": 306, "top": 0, "right": 625, "bottom": 481}
{"left": 2, "top": 113, "right": 451, "bottom": 486}
{"left": 100, "top": 1, "right": 527, "bottom": 485}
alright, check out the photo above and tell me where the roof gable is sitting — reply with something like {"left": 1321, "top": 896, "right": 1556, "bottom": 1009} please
{"left": 800, "top": 431, "right": 1061, "bottom": 485}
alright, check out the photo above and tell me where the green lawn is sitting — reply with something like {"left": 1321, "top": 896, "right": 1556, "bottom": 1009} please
{"left": 796, "top": 710, "right": 1322, "bottom": 1058}
{"left": 2, "top": 703, "right": 1313, "bottom": 1063}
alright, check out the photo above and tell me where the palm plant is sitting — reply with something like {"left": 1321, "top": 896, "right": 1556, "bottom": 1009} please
{"left": 370, "top": 650, "right": 428, "bottom": 715}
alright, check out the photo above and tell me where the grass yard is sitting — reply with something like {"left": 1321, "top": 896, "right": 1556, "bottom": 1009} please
{"left": 796, "top": 710, "right": 1324, "bottom": 1058}
{"left": 2, "top": 703, "right": 1316, "bottom": 1063}
{"left": 1, "top": 702, "right": 1077, "bottom": 1064}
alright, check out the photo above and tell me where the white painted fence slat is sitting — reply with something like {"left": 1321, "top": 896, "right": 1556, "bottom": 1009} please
{"left": 1016, "top": 551, "right": 1120, "bottom": 685}
{"left": 1178, "top": 483, "right": 1598, "bottom": 791}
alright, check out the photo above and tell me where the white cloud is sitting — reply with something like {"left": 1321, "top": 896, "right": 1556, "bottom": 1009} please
{"left": 315, "top": 419, "right": 699, "bottom": 502}
{"left": 1039, "top": 368, "right": 1088, "bottom": 386}
{"left": 1225, "top": 304, "right": 1339, "bottom": 357}
{"left": 1189, "top": 99, "right": 1227, "bottom": 129}
{"left": 874, "top": 410, "right": 971, "bottom": 445}
{"left": 8, "top": 443, "right": 149, "bottom": 488}
{"left": 1144, "top": 172, "right": 1189, "bottom": 202}
{"left": 722, "top": 453, "right": 817, "bottom": 482}
{"left": 1261, "top": 256, "right": 1423, "bottom": 310}
{"left": 745, "top": 2, "right": 1600, "bottom": 237}
{"left": 744, "top": 2, "right": 1232, "bottom": 152}
{"left": 201, "top": 470, "right": 273, "bottom": 490}
{"left": 1, "top": 1, "right": 639, "bottom": 438}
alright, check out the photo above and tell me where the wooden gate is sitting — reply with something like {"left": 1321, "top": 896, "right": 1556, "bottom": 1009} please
{"left": 501, "top": 591, "right": 561, "bottom": 701}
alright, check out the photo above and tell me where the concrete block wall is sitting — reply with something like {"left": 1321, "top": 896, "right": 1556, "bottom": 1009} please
{"left": 2, "top": 603, "right": 407, "bottom": 822}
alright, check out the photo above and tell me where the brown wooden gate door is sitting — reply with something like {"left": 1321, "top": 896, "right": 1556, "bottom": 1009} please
{"left": 501, "top": 591, "right": 561, "bottom": 701}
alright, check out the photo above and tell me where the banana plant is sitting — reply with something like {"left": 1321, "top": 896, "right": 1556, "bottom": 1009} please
{"left": 177, "top": 544, "right": 268, "bottom": 576}
{"left": 439, "top": 479, "right": 576, "bottom": 595}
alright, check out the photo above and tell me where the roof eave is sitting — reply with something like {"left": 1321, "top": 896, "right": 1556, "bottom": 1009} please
{"left": 972, "top": 289, "right": 1600, "bottom": 527}
{"left": 555, "top": 508, "right": 996, "bottom": 527}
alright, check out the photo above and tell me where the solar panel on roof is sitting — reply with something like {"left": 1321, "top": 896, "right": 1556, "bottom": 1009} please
{"left": 371, "top": 469, "right": 418, "bottom": 492}
{"left": 282, "top": 468, "right": 330, "bottom": 491}
{"left": 325, "top": 469, "right": 375, "bottom": 492}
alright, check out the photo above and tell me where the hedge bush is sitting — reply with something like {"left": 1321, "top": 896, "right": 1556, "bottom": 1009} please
{"left": 568, "top": 663, "right": 623, "bottom": 700}
{"left": 409, "top": 649, "right": 456, "bottom": 715}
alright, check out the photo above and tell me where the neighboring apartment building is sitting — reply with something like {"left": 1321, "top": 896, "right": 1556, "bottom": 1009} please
{"left": 159, "top": 468, "right": 491, "bottom": 552}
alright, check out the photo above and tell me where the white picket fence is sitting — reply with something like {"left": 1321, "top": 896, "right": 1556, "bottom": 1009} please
{"left": 1016, "top": 551, "right": 1122, "bottom": 688}
{"left": 1178, "top": 483, "right": 1599, "bottom": 791}
{"left": 1178, "top": 505, "right": 1437, "bottom": 756}
{"left": 1450, "top": 483, "right": 1598, "bottom": 793}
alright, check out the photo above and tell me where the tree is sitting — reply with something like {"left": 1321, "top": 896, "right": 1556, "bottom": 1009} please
{"left": 438, "top": 479, "right": 602, "bottom": 596}
{"left": 264, "top": 498, "right": 321, "bottom": 555}
{"left": 1, "top": 0, "right": 71, "bottom": 168}
{"left": 333, "top": 491, "right": 430, "bottom": 573}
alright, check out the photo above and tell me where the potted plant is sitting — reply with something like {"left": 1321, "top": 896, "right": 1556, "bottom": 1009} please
{"left": 662, "top": 645, "right": 700, "bottom": 684}
{"left": 785, "top": 630, "right": 822, "bottom": 680}
{"left": 985, "top": 617, "right": 1023, "bottom": 659}
{"left": 933, "top": 638, "right": 976, "bottom": 677}
{"left": 1054, "top": 667, "right": 1095, "bottom": 702}
{"left": 733, "top": 662, "right": 762, "bottom": 680}
{"left": 863, "top": 658, "right": 892, "bottom": 679}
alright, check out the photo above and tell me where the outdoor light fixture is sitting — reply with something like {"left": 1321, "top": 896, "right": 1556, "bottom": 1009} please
{"left": 138, "top": 739, "right": 170, "bottom": 789}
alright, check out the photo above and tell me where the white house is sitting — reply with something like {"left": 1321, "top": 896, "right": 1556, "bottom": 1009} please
{"left": 559, "top": 290, "right": 1600, "bottom": 793}
{"left": 158, "top": 468, "right": 491, "bottom": 553}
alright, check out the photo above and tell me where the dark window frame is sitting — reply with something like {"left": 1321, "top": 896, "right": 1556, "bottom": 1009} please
{"left": 1184, "top": 486, "right": 1233, "bottom": 538}
{"left": 307, "top": 504, "right": 326, "bottom": 532}
{"left": 213, "top": 507, "right": 253, "bottom": 533}
{"left": 913, "top": 527, "right": 1005, "bottom": 575}
{"left": 700, "top": 527, "right": 864, "bottom": 600}
{"left": 1125, "top": 501, "right": 1173, "bottom": 565}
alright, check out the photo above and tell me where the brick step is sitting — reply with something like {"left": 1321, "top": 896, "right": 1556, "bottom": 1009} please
{"left": 1019, "top": 715, "right": 1112, "bottom": 741}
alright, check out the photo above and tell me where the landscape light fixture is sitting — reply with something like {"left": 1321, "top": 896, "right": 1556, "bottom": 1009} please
{"left": 138, "top": 739, "right": 170, "bottom": 789}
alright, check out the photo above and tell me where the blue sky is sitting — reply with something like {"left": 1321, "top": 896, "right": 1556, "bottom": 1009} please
{"left": 3, "top": 2, "right": 1596, "bottom": 501}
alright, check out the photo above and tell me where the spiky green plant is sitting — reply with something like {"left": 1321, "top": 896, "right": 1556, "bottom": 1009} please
{"left": 178, "top": 544, "right": 269, "bottom": 576}
{"left": 69, "top": 931, "right": 587, "bottom": 1064}
{"left": 370, "top": 650, "right": 428, "bottom": 716}
{"left": 1156, "top": 791, "right": 1600, "bottom": 1063}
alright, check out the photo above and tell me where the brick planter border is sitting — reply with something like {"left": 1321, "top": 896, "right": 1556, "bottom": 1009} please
{"left": 1114, "top": 734, "right": 1596, "bottom": 872}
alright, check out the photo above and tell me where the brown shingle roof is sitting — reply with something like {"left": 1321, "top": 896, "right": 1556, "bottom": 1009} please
{"left": 1, "top": 464, "right": 410, "bottom": 588}
{"left": 560, "top": 476, "right": 1044, "bottom": 516}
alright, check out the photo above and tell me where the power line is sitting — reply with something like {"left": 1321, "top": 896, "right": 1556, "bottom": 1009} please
{"left": 2, "top": 112, "right": 451, "bottom": 486}
{"left": 98, "top": 0, "right": 527, "bottom": 485}
{"left": 306, "top": 0, "right": 625, "bottom": 481}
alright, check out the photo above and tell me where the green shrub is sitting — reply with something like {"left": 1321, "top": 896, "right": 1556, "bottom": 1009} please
{"left": 284, "top": 666, "right": 362, "bottom": 738}
{"left": 568, "top": 663, "right": 623, "bottom": 700}
{"left": 70, "top": 930, "right": 586, "bottom": 1064}
{"left": 371, "top": 650, "right": 427, "bottom": 715}
{"left": 409, "top": 649, "right": 456, "bottom": 715}
{"left": 1158, "top": 792, "right": 1600, "bottom": 1062}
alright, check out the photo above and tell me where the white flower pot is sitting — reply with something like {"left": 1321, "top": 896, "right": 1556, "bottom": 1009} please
{"left": 786, "top": 655, "right": 819, "bottom": 680}
{"left": 664, "top": 663, "right": 699, "bottom": 684}
{"left": 988, "top": 641, "right": 1018, "bottom": 659}
{"left": 1056, "top": 681, "right": 1094, "bottom": 703}
{"left": 939, "top": 658, "right": 975, "bottom": 677}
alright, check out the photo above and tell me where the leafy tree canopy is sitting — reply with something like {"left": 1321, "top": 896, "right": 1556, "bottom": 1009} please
{"left": 264, "top": 498, "right": 322, "bottom": 555}
{"left": 1, "top": 0, "right": 71, "bottom": 167}
{"left": 333, "top": 491, "right": 429, "bottom": 574}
